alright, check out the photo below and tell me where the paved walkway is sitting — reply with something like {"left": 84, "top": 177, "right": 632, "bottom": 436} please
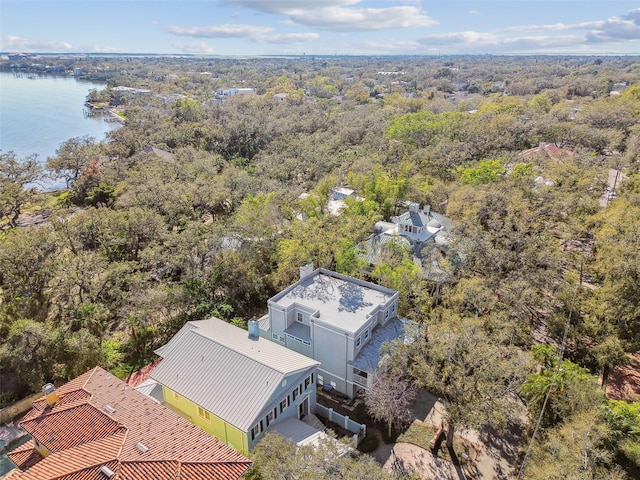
{"left": 374, "top": 390, "right": 526, "bottom": 480}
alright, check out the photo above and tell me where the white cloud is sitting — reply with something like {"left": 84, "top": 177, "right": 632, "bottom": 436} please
{"left": 418, "top": 8, "right": 640, "bottom": 54}
{"left": 1, "top": 34, "right": 74, "bottom": 52}
{"left": 259, "top": 32, "right": 319, "bottom": 44}
{"left": 174, "top": 41, "right": 216, "bottom": 54}
{"left": 468, "top": 10, "right": 479, "bottom": 15}
{"left": 585, "top": 8, "right": 640, "bottom": 42}
{"left": 168, "top": 24, "right": 273, "bottom": 38}
{"left": 221, "top": 0, "right": 436, "bottom": 31}
{"left": 168, "top": 23, "right": 317, "bottom": 44}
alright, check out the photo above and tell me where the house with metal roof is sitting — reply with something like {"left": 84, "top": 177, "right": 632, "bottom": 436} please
{"left": 356, "top": 202, "right": 457, "bottom": 283}
{"left": 149, "top": 318, "right": 321, "bottom": 455}
{"left": 3, "top": 366, "right": 251, "bottom": 480}
{"left": 259, "top": 266, "right": 411, "bottom": 399}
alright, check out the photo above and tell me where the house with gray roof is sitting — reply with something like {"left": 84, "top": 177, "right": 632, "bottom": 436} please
{"left": 357, "top": 202, "right": 456, "bottom": 283}
{"left": 149, "top": 317, "right": 320, "bottom": 455}
{"left": 259, "top": 266, "right": 411, "bottom": 398}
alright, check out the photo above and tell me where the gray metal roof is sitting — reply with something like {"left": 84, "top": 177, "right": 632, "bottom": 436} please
{"left": 269, "top": 269, "right": 397, "bottom": 334}
{"left": 349, "top": 317, "right": 418, "bottom": 373}
{"left": 151, "top": 318, "right": 319, "bottom": 431}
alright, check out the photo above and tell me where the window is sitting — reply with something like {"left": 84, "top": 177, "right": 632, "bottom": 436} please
{"left": 272, "top": 333, "right": 279, "bottom": 339}
{"left": 172, "top": 391, "right": 180, "bottom": 401}
{"left": 266, "top": 409, "right": 276, "bottom": 426}
{"left": 392, "top": 303, "right": 396, "bottom": 312}
{"left": 293, "top": 385, "right": 301, "bottom": 400}
{"left": 364, "top": 328, "right": 370, "bottom": 340}
{"left": 304, "top": 375, "right": 312, "bottom": 390}
{"left": 355, "top": 336, "right": 361, "bottom": 348}
{"left": 197, "top": 406, "right": 211, "bottom": 422}
{"left": 317, "top": 375, "right": 324, "bottom": 386}
{"left": 385, "top": 309, "right": 389, "bottom": 319}
{"left": 280, "top": 396, "right": 290, "bottom": 413}
{"left": 250, "top": 421, "right": 264, "bottom": 441}
{"left": 297, "top": 312, "right": 303, "bottom": 322}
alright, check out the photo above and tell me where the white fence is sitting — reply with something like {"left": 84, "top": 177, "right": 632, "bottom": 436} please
{"left": 315, "top": 404, "right": 366, "bottom": 446}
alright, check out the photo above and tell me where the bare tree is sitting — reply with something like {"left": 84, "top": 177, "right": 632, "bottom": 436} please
{"left": 365, "top": 369, "right": 417, "bottom": 438}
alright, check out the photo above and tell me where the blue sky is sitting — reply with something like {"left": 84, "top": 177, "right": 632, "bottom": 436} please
{"left": 1, "top": 1, "right": 639, "bottom": 56}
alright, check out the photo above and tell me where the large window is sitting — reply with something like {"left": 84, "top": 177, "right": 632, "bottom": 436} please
{"left": 304, "top": 375, "right": 313, "bottom": 390}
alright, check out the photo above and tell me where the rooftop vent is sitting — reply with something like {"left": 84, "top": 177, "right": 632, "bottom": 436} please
{"left": 248, "top": 320, "right": 259, "bottom": 341}
{"left": 99, "top": 466, "right": 115, "bottom": 478}
{"left": 136, "top": 442, "right": 149, "bottom": 453}
{"left": 103, "top": 405, "right": 116, "bottom": 414}
{"left": 42, "top": 383, "right": 58, "bottom": 407}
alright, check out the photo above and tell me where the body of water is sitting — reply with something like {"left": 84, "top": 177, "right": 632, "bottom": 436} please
{"left": 0, "top": 71, "right": 117, "bottom": 175}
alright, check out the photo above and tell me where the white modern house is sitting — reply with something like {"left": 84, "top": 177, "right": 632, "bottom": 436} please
{"left": 259, "top": 266, "right": 411, "bottom": 398}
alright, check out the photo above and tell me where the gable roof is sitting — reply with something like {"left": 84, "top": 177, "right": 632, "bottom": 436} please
{"left": 5, "top": 367, "right": 251, "bottom": 480}
{"left": 151, "top": 318, "right": 319, "bottom": 431}
{"left": 269, "top": 268, "right": 398, "bottom": 334}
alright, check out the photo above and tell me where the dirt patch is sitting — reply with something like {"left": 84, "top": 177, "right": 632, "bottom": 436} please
{"left": 607, "top": 353, "right": 640, "bottom": 401}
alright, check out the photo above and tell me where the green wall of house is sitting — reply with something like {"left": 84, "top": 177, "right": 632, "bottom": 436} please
{"left": 161, "top": 385, "right": 249, "bottom": 455}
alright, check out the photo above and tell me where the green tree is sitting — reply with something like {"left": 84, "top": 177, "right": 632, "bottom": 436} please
{"left": 400, "top": 313, "right": 531, "bottom": 448}
{"left": 0, "top": 152, "right": 43, "bottom": 230}
{"left": 521, "top": 346, "right": 603, "bottom": 428}
{"left": 246, "top": 432, "right": 402, "bottom": 480}
{"left": 523, "top": 410, "right": 626, "bottom": 480}
{"left": 46, "top": 135, "right": 100, "bottom": 187}
{"left": 457, "top": 158, "right": 507, "bottom": 185}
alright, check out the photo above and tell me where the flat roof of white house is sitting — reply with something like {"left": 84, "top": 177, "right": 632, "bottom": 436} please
{"left": 151, "top": 318, "right": 319, "bottom": 431}
{"left": 269, "top": 269, "right": 397, "bottom": 334}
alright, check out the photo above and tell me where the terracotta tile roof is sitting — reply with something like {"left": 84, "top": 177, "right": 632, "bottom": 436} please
{"left": 124, "top": 357, "right": 163, "bottom": 387}
{"left": 5, "top": 367, "right": 252, "bottom": 480}
{"left": 20, "top": 403, "right": 125, "bottom": 452}
{"left": 5, "top": 441, "right": 42, "bottom": 471}
{"left": 12, "top": 432, "right": 124, "bottom": 480}
{"left": 180, "top": 462, "right": 255, "bottom": 479}
{"left": 116, "top": 460, "right": 179, "bottom": 479}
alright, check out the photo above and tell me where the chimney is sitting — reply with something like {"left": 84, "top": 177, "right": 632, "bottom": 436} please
{"left": 409, "top": 202, "right": 419, "bottom": 213}
{"left": 248, "top": 320, "right": 259, "bottom": 341}
{"left": 299, "top": 263, "right": 314, "bottom": 280}
{"left": 42, "top": 383, "right": 58, "bottom": 407}
{"left": 423, "top": 204, "right": 431, "bottom": 215}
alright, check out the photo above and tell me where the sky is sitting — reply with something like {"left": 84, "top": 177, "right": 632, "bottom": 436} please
{"left": 1, "top": 0, "right": 639, "bottom": 56}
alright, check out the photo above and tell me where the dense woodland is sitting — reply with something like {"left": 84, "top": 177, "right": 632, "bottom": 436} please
{"left": 2, "top": 55, "right": 640, "bottom": 478}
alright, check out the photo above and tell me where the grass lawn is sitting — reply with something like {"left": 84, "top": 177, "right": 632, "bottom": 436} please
{"left": 397, "top": 421, "right": 478, "bottom": 465}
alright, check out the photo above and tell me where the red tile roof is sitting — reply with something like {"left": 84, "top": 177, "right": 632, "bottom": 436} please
{"left": 124, "top": 357, "right": 163, "bottom": 388}
{"left": 5, "top": 367, "right": 252, "bottom": 480}
{"left": 5, "top": 441, "right": 42, "bottom": 471}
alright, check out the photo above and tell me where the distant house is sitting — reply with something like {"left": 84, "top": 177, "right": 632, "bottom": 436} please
{"left": 357, "top": 202, "right": 455, "bottom": 282}
{"left": 132, "top": 145, "right": 176, "bottom": 162}
{"left": 215, "top": 87, "right": 255, "bottom": 103}
{"left": 149, "top": 318, "right": 321, "bottom": 455}
{"left": 259, "top": 266, "right": 412, "bottom": 398}
{"left": 4, "top": 367, "right": 251, "bottom": 480}
{"left": 273, "top": 93, "right": 289, "bottom": 103}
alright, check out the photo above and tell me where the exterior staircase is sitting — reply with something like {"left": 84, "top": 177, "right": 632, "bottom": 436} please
{"left": 303, "top": 413, "right": 326, "bottom": 432}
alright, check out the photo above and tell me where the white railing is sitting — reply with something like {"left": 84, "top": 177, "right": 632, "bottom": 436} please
{"left": 353, "top": 374, "right": 368, "bottom": 387}
{"left": 315, "top": 404, "right": 366, "bottom": 446}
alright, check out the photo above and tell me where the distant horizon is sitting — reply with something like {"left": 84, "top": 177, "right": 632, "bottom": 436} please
{"left": 3, "top": 51, "right": 640, "bottom": 59}
{"left": 1, "top": 1, "right": 639, "bottom": 57}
